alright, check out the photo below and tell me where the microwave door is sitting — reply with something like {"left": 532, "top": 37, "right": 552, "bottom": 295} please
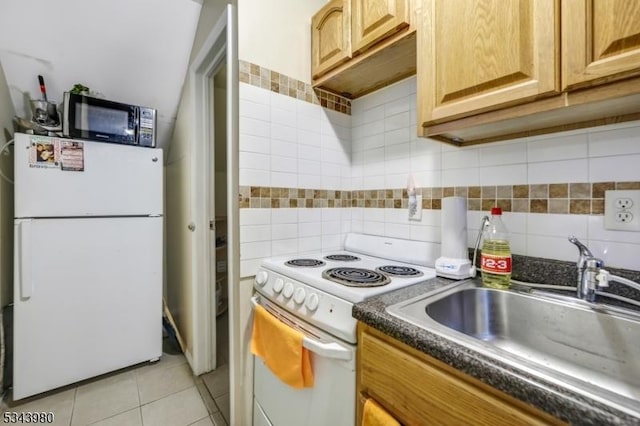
{"left": 64, "top": 92, "right": 136, "bottom": 144}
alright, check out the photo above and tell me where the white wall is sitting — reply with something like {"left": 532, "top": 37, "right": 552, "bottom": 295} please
{"left": 238, "top": 0, "right": 327, "bottom": 83}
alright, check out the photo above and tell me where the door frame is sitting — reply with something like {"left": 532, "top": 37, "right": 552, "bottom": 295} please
{"left": 189, "top": 1, "right": 239, "bottom": 397}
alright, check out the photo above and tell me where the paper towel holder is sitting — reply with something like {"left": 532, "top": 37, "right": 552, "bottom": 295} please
{"left": 435, "top": 196, "right": 474, "bottom": 279}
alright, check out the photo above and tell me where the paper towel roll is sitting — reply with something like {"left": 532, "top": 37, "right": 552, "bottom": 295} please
{"left": 441, "top": 196, "right": 468, "bottom": 260}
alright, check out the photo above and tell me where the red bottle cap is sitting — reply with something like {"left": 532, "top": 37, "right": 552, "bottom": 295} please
{"left": 491, "top": 207, "right": 502, "bottom": 215}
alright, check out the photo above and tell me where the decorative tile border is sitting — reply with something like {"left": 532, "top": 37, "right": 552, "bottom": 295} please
{"left": 239, "top": 181, "right": 640, "bottom": 215}
{"left": 239, "top": 60, "right": 351, "bottom": 115}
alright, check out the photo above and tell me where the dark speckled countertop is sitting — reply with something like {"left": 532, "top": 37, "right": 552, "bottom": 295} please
{"left": 353, "top": 275, "right": 640, "bottom": 426}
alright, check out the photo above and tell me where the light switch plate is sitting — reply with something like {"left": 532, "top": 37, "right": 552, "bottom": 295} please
{"left": 604, "top": 190, "right": 640, "bottom": 231}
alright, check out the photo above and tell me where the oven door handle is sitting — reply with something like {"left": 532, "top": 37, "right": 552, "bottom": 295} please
{"left": 251, "top": 296, "right": 353, "bottom": 361}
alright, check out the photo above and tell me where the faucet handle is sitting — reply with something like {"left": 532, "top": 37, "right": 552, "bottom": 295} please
{"left": 568, "top": 235, "right": 594, "bottom": 258}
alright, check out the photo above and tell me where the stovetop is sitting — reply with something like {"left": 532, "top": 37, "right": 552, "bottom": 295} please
{"left": 253, "top": 234, "right": 440, "bottom": 343}
{"left": 259, "top": 251, "right": 435, "bottom": 303}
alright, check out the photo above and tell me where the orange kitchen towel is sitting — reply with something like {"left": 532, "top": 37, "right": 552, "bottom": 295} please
{"left": 362, "top": 399, "right": 400, "bottom": 426}
{"left": 251, "top": 304, "right": 314, "bottom": 389}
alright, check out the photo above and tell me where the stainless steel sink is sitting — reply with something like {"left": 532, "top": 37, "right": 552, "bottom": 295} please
{"left": 386, "top": 280, "right": 640, "bottom": 417}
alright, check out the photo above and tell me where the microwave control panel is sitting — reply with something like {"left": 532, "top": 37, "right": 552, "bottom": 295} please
{"left": 138, "top": 107, "right": 156, "bottom": 147}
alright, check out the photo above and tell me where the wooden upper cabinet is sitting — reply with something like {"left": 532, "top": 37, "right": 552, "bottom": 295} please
{"left": 562, "top": 0, "right": 640, "bottom": 91}
{"left": 351, "top": 0, "right": 411, "bottom": 55}
{"left": 312, "top": 0, "right": 352, "bottom": 80}
{"left": 418, "top": 0, "right": 560, "bottom": 126}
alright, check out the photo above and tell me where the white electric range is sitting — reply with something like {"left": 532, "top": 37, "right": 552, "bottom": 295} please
{"left": 252, "top": 233, "right": 440, "bottom": 426}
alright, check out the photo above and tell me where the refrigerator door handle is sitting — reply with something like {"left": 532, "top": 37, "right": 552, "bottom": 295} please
{"left": 17, "top": 220, "right": 33, "bottom": 299}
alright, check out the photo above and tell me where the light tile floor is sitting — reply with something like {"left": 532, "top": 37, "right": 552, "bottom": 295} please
{"left": 1, "top": 312, "right": 231, "bottom": 426}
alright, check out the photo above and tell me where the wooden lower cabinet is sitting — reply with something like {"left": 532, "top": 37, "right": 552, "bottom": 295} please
{"left": 357, "top": 323, "right": 565, "bottom": 426}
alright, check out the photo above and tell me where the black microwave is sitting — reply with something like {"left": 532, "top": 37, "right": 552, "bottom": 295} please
{"left": 62, "top": 92, "right": 156, "bottom": 147}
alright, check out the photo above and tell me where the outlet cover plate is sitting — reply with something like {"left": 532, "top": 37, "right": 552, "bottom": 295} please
{"left": 604, "top": 190, "right": 640, "bottom": 231}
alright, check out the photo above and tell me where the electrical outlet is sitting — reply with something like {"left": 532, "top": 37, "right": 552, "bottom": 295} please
{"left": 615, "top": 198, "right": 634, "bottom": 209}
{"left": 616, "top": 211, "right": 633, "bottom": 222}
{"left": 604, "top": 190, "right": 640, "bottom": 231}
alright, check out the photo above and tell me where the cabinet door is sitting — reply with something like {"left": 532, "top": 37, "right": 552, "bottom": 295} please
{"left": 358, "top": 325, "right": 564, "bottom": 425}
{"left": 312, "top": 0, "right": 352, "bottom": 79}
{"left": 562, "top": 0, "right": 640, "bottom": 91}
{"left": 351, "top": 0, "right": 410, "bottom": 55}
{"left": 418, "top": 0, "right": 560, "bottom": 126}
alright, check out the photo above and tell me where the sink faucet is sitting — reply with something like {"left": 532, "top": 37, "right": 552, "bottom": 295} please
{"left": 568, "top": 236, "right": 604, "bottom": 302}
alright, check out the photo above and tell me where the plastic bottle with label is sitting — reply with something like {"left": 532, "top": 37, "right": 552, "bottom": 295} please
{"left": 480, "top": 207, "right": 512, "bottom": 289}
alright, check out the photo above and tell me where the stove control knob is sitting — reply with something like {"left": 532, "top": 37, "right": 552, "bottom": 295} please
{"left": 293, "top": 287, "right": 306, "bottom": 304}
{"left": 305, "top": 293, "right": 319, "bottom": 311}
{"left": 273, "top": 278, "right": 284, "bottom": 293}
{"left": 255, "top": 271, "right": 268, "bottom": 287}
{"left": 283, "top": 282, "right": 294, "bottom": 298}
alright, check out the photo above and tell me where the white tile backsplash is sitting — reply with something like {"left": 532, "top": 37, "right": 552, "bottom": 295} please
{"left": 272, "top": 238, "right": 298, "bottom": 256}
{"left": 479, "top": 142, "right": 527, "bottom": 167}
{"left": 298, "top": 236, "right": 322, "bottom": 253}
{"left": 271, "top": 223, "right": 298, "bottom": 240}
{"left": 527, "top": 235, "right": 577, "bottom": 262}
{"left": 384, "top": 222, "right": 410, "bottom": 239}
{"left": 239, "top": 152, "right": 270, "bottom": 171}
{"left": 240, "top": 134, "right": 270, "bottom": 154}
{"left": 384, "top": 111, "right": 410, "bottom": 132}
{"left": 240, "top": 83, "right": 270, "bottom": 104}
{"left": 270, "top": 123, "right": 297, "bottom": 143}
{"left": 298, "top": 174, "right": 321, "bottom": 188}
{"left": 589, "top": 154, "right": 640, "bottom": 182}
{"left": 239, "top": 116, "right": 270, "bottom": 138}
{"left": 240, "top": 99, "right": 270, "bottom": 122}
{"left": 385, "top": 96, "right": 412, "bottom": 117}
{"left": 527, "top": 159, "right": 588, "bottom": 184}
{"left": 240, "top": 241, "right": 271, "bottom": 260}
{"left": 384, "top": 128, "right": 411, "bottom": 145}
{"left": 240, "top": 208, "right": 271, "bottom": 225}
{"left": 238, "top": 79, "right": 640, "bottom": 278}
{"left": 271, "top": 139, "right": 297, "bottom": 158}
{"left": 298, "top": 222, "right": 321, "bottom": 237}
{"left": 442, "top": 167, "right": 479, "bottom": 187}
{"left": 298, "top": 208, "right": 322, "bottom": 223}
{"left": 479, "top": 164, "right": 527, "bottom": 186}
{"left": 586, "top": 240, "right": 640, "bottom": 271}
{"left": 527, "top": 133, "right": 588, "bottom": 162}
{"left": 297, "top": 129, "right": 322, "bottom": 147}
{"left": 240, "top": 225, "right": 271, "bottom": 243}
{"left": 442, "top": 148, "right": 480, "bottom": 170}
{"left": 239, "top": 169, "right": 269, "bottom": 186}
{"left": 271, "top": 106, "right": 295, "bottom": 126}
{"left": 271, "top": 155, "right": 298, "bottom": 174}
{"left": 271, "top": 208, "right": 298, "bottom": 224}
{"left": 589, "top": 124, "right": 640, "bottom": 157}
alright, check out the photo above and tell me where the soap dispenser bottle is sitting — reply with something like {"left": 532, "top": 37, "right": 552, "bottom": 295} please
{"left": 480, "top": 207, "right": 512, "bottom": 289}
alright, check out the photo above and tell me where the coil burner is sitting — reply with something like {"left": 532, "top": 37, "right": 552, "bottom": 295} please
{"left": 376, "top": 265, "right": 424, "bottom": 277}
{"left": 323, "top": 254, "right": 361, "bottom": 262}
{"left": 285, "top": 259, "right": 326, "bottom": 268}
{"left": 322, "top": 267, "right": 390, "bottom": 287}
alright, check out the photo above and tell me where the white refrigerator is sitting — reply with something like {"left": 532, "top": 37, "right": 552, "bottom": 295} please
{"left": 12, "top": 133, "right": 163, "bottom": 400}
